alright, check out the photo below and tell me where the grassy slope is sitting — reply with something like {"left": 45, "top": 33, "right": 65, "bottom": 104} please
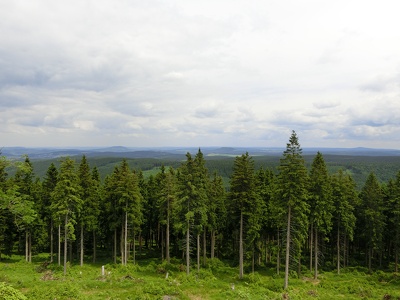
{"left": 1, "top": 254, "right": 400, "bottom": 299}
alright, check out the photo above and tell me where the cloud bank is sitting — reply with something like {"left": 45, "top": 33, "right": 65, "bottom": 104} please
{"left": 1, "top": 0, "right": 400, "bottom": 148}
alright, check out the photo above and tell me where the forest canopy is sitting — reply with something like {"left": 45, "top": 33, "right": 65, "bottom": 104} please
{"left": 1, "top": 132, "right": 400, "bottom": 289}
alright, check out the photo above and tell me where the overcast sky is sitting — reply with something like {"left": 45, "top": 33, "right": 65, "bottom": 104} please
{"left": 1, "top": 0, "right": 400, "bottom": 149}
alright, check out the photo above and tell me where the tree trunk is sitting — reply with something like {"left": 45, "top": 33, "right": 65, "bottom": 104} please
{"left": 197, "top": 234, "right": 200, "bottom": 273}
{"left": 252, "top": 246, "right": 255, "bottom": 273}
{"left": 395, "top": 249, "right": 398, "bottom": 273}
{"left": 309, "top": 224, "right": 313, "bottom": 272}
{"left": 121, "top": 224, "right": 124, "bottom": 265}
{"left": 186, "top": 224, "right": 190, "bottom": 275}
{"left": 80, "top": 225, "right": 84, "bottom": 267}
{"left": 139, "top": 232, "right": 142, "bottom": 260}
{"left": 368, "top": 247, "right": 372, "bottom": 272}
{"left": 161, "top": 227, "right": 164, "bottom": 261}
{"left": 113, "top": 228, "right": 117, "bottom": 264}
{"left": 124, "top": 210, "right": 128, "bottom": 265}
{"left": 203, "top": 230, "right": 206, "bottom": 266}
{"left": 277, "top": 229, "right": 280, "bottom": 275}
{"left": 25, "top": 231, "right": 29, "bottom": 262}
{"left": 343, "top": 233, "right": 347, "bottom": 268}
{"left": 64, "top": 214, "right": 68, "bottom": 276}
{"left": 210, "top": 230, "right": 215, "bottom": 259}
{"left": 58, "top": 223, "right": 61, "bottom": 266}
{"left": 29, "top": 232, "right": 32, "bottom": 263}
{"left": 50, "top": 219, "right": 54, "bottom": 263}
{"left": 166, "top": 211, "right": 170, "bottom": 263}
{"left": 93, "top": 231, "right": 96, "bottom": 263}
{"left": 239, "top": 212, "right": 244, "bottom": 279}
{"left": 69, "top": 240, "right": 72, "bottom": 264}
{"left": 314, "top": 229, "right": 318, "bottom": 280}
{"left": 337, "top": 226, "right": 340, "bottom": 275}
{"left": 284, "top": 206, "right": 291, "bottom": 290}
{"left": 133, "top": 231, "right": 136, "bottom": 265}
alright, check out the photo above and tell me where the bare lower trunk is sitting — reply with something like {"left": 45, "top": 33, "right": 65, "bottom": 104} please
{"left": 64, "top": 214, "right": 68, "bottom": 275}
{"left": 197, "top": 234, "right": 200, "bottom": 273}
{"left": 120, "top": 225, "right": 124, "bottom": 265}
{"left": 203, "top": 230, "right": 206, "bottom": 266}
{"left": 133, "top": 231, "right": 136, "bottom": 265}
{"left": 277, "top": 229, "right": 280, "bottom": 275}
{"left": 29, "top": 232, "right": 32, "bottom": 263}
{"left": 337, "top": 226, "right": 340, "bottom": 274}
{"left": 25, "top": 231, "right": 29, "bottom": 262}
{"left": 314, "top": 230, "right": 318, "bottom": 280}
{"left": 395, "top": 250, "right": 398, "bottom": 273}
{"left": 50, "top": 219, "right": 54, "bottom": 263}
{"left": 186, "top": 225, "right": 190, "bottom": 275}
{"left": 368, "top": 247, "right": 372, "bottom": 272}
{"left": 239, "top": 212, "right": 244, "bottom": 279}
{"left": 58, "top": 223, "right": 61, "bottom": 266}
{"left": 252, "top": 246, "right": 255, "bottom": 273}
{"left": 161, "top": 227, "right": 164, "bottom": 261}
{"left": 166, "top": 213, "right": 170, "bottom": 263}
{"left": 124, "top": 210, "right": 128, "bottom": 265}
{"left": 309, "top": 224, "right": 313, "bottom": 272}
{"left": 210, "top": 230, "right": 215, "bottom": 259}
{"left": 69, "top": 240, "right": 72, "bottom": 264}
{"left": 80, "top": 225, "right": 84, "bottom": 266}
{"left": 113, "top": 228, "right": 117, "bottom": 264}
{"left": 93, "top": 231, "right": 96, "bottom": 263}
{"left": 284, "top": 206, "right": 291, "bottom": 290}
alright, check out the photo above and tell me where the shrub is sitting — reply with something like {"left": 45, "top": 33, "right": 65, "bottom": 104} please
{"left": 0, "top": 282, "right": 27, "bottom": 300}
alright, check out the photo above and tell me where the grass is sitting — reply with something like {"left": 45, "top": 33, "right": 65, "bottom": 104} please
{"left": 1, "top": 254, "right": 400, "bottom": 299}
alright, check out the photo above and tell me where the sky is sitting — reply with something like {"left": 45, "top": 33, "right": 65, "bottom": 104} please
{"left": 1, "top": 0, "right": 400, "bottom": 149}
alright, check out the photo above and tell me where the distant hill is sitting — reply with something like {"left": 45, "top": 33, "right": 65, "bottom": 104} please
{"left": 3, "top": 146, "right": 400, "bottom": 189}
{"left": 2, "top": 146, "right": 400, "bottom": 160}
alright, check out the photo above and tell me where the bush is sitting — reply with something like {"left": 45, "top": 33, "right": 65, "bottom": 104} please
{"left": 27, "top": 282, "right": 85, "bottom": 300}
{"left": 0, "top": 282, "right": 27, "bottom": 300}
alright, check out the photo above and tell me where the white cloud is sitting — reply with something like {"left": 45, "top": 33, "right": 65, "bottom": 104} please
{"left": 1, "top": 0, "right": 400, "bottom": 148}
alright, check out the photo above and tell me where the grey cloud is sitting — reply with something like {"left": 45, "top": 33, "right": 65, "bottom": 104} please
{"left": 360, "top": 74, "right": 400, "bottom": 93}
{"left": 313, "top": 101, "right": 340, "bottom": 110}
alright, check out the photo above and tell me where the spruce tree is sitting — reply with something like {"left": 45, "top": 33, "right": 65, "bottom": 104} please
{"left": 387, "top": 171, "right": 400, "bottom": 272}
{"left": 207, "top": 171, "right": 226, "bottom": 260}
{"left": 308, "top": 152, "right": 333, "bottom": 279}
{"left": 175, "top": 150, "right": 209, "bottom": 275}
{"left": 13, "top": 156, "right": 37, "bottom": 262}
{"left": 78, "top": 155, "right": 91, "bottom": 266}
{"left": 275, "top": 131, "right": 309, "bottom": 289}
{"left": 114, "top": 160, "right": 142, "bottom": 265}
{"left": 359, "top": 172, "right": 385, "bottom": 272}
{"left": 229, "top": 152, "right": 260, "bottom": 279}
{"left": 331, "top": 169, "right": 357, "bottom": 274}
{"left": 51, "top": 157, "right": 82, "bottom": 275}
{"left": 157, "top": 166, "right": 177, "bottom": 263}
{"left": 41, "top": 163, "right": 58, "bottom": 262}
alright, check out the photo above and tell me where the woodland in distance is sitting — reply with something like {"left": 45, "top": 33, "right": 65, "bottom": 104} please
{"left": 1, "top": 130, "right": 400, "bottom": 295}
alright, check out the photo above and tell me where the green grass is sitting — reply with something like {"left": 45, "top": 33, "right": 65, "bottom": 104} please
{"left": 1, "top": 254, "right": 400, "bottom": 299}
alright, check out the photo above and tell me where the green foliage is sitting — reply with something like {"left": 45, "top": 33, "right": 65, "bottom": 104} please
{"left": 359, "top": 173, "right": 385, "bottom": 254}
{"left": 275, "top": 131, "right": 309, "bottom": 289}
{"left": 0, "top": 282, "right": 27, "bottom": 300}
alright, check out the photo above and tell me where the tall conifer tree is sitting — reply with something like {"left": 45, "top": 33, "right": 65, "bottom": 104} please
{"left": 359, "top": 172, "right": 385, "bottom": 272}
{"left": 331, "top": 169, "right": 357, "bottom": 274}
{"left": 51, "top": 158, "right": 82, "bottom": 275}
{"left": 229, "top": 152, "right": 260, "bottom": 279}
{"left": 308, "top": 152, "right": 333, "bottom": 279}
{"left": 276, "top": 131, "right": 309, "bottom": 289}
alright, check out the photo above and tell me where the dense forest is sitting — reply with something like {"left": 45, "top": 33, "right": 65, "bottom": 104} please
{"left": 1, "top": 131, "right": 400, "bottom": 289}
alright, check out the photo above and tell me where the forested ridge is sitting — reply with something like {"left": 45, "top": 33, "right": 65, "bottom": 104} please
{"left": 12, "top": 151, "right": 400, "bottom": 191}
{"left": 1, "top": 131, "right": 400, "bottom": 289}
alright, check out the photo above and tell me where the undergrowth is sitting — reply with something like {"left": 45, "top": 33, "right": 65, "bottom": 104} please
{"left": 1, "top": 254, "right": 400, "bottom": 299}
